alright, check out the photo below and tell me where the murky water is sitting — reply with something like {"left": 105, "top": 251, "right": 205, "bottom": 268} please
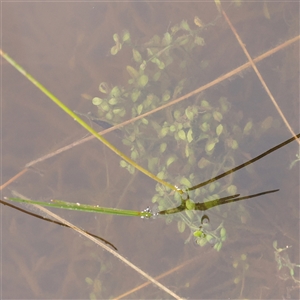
{"left": 2, "top": 2, "right": 299, "bottom": 299}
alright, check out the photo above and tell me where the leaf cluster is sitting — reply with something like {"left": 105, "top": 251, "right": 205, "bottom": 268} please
{"left": 90, "top": 17, "right": 279, "bottom": 249}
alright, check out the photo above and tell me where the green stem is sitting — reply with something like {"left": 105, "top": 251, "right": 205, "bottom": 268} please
{"left": 0, "top": 49, "right": 182, "bottom": 194}
{"left": 6, "top": 197, "right": 153, "bottom": 218}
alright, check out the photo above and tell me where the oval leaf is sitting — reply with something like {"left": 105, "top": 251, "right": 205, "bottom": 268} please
{"left": 178, "top": 130, "right": 186, "bottom": 141}
{"left": 138, "top": 74, "right": 148, "bottom": 87}
{"left": 216, "top": 124, "right": 223, "bottom": 136}
{"left": 126, "top": 65, "right": 139, "bottom": 79}
{"left": 132, "top": 48, "right": 142, "bottom": 63}
{"left": 178, "top": 220, "right": 186, "bottom": 233}
{"left": 92, "top": 97, "right": 102, "bottom": 106}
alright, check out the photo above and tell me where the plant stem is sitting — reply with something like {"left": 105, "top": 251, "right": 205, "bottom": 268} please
{"left": 0, "top": 48, "right": 182, "bottom": 194}
{"left": 6, "top": 197, "right": 154, "bottom": 218}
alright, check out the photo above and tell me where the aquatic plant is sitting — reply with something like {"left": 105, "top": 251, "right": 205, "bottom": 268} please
{"left": 88, "top": 17, "right": 282, "bottom": 250}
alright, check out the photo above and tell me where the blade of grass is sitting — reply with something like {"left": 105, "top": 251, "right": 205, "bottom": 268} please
{"left": 5, "top": 197, "right": 154, "bottom": 218}
{"left": 0, "top": 49, "right": 183, "bottom": 195}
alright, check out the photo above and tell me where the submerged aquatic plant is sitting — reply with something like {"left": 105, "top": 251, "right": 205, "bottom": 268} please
{"left": 88, "top": 17, "right": 282, "bottom": 250}
{"left": 2, "top": 12, "right": 297, "bottom": 253}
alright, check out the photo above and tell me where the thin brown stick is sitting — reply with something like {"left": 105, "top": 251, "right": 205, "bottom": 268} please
{"left": 0, "top": 168, "right": 28, "bottom": 190}
{"left": 222, "top": 10, "right": 300, "bottom": 145}
{"left": 114, "top": 257, "right": 199, "bottom": 300}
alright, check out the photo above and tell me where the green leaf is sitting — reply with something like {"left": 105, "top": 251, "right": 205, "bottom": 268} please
{"left": 113, "top": 33, "right": 119, "bottom": 42}
{"left": 132, "top": 48, "right": 142, "bottom": 62}
{"left": 162, "top": 32, "right": 172, "bottom": 45}
{"left": 216, "top": 124, "right": 223, "bottom": 136}
{"left": 180, "top": 20, "right": 190, "bottom": 31}
{"left": 219, "top": 97, "right": 229, "bottom": 112}
{"left": 151, "top": 194, "right": 159, "bottom": 203}
{"left": 185, "top": 209, "right": 194, "bottom": 220}
{"left": 138, "top": 74, "right": 148, "bottom": 87}
{"left": 85, "top": 277, "right": 93, "bottom": 285}
{"left": 171, "top": 24, "right": 180, "bottom": 34}
{"left": 141, "top": 118, "right": 148, "bottom": 125}
{"left": 178, "top": 130, "right": 186, "bottom": 140}
{"left": 180, "top": 177, "right": 191, "bottom": 187}
{"left": 146, "top": 47, "right": 153, "bottom": 56}
{"left": 178, "top": 36, "right": 189, "bottom": 46}
{"left": 198, "top": 238, "right": 208, "bottom": 247}
{"left": 105, "top": 112, "right": 113, "bottom": 120}
{"left": 174, "top": 110, "right": 181, "bottom": 120}
{"left": 140, "top": 60, "right": 147, "bottom": 70}
{"left": 243, "top": 121, "right": 253, "bottom": 135}
{"left": 127, "top": 165, "right": 135, "bottom": 174}
{"left": 166, "top": 155, "right": 177, "bottom": 167}
{"left": 186, "top": 199, "right": 195, "bottom": 210}
{"left": 185, "top": 107, "right": 194, "bottom": 121}
{"left": 110, "top": 86, "right": 121, "bottom": 97}
{"left": 169, "top": 125, "right": 176, "bottom": 132}
{"left": 201, "top": 100, "right": 210, "bottom": 107}
{"left": 122, "top": 30, "right": 130, "bottom": 42}
{"left": 159, "top": 61, "right": 166, "bottom": 70}
{"left": 122, "top": 138, "right": 132, "bottom": 146}
{"left": 100, "top": 101, "right": 110, "bottom": 112}
{"left": 110, "top": 45, "right": 119, "bottom": 55}
{"left": 178, "top": 123, "right": 183, "bottom": 130}
{"left": 157, "top": 170, "right": 167, "bottom": 179}
{"left": 261, "top": 116, "right": 273, "bottom": 130}
{"left": 202, "top": 113, "right": 212, "bottom": 122}
{"left": 194, "top": 36, "right": 205, "bottom": 46}
{"left": 197, "top": 157, "right": 210, "bottom": 169}
{"left": 206, "top": 234, "right": 214, "bottom": 242}
{"left": 187, "top": 129, "right": 193, "bottom": 143}
{"left": 119, "top": 108, "right": 126, "bottom": 117}
{"left": 148, "top": 157, "right": 158, "bottom": 172}
{"left": 99, "top": 82, "right": 109, "bottom": 94}
{"left": 160, "top": 142, "right": 167, "bottom": 153}
{"left": 220, "top": 227, "right": 226, "bottom": 238}
{"left": 131, "top": 89, "right": 141, "bottom": 102}
{"left": 227, "top": 185, "right": 237, "bottom": 195}
{"left": 193, "top": 230, "right": 202, "bottom": 237}
{"left": 153, "top": 71, "right": 161, "bottom": 81}
{"left": 159, "top": 127, "right": 169, "bottom": 138}
{"left": 131, "top": 149, "right": 138, "bottom": 160}
{"left": 214, "top": 0, "right": 222, "bottom": 13}
{"left": 126, "top": 65, "right": 139, "bottom": 79}
{"left": 108, "top": 98, "right": 118, "bottom": 105}
{"left": 162, "top": 90, "right": 171, "bottom": 102}
{"left": 112, "top": 108, "right": 120, "bottom": 115}
{"left": 185, "top": 144, "right": 190, "bottom": 158}
{"left": 200, "top": 122, "right": 210, "bottom": 132}
{"left": 92, "top": 97, "right": 102, "bottom": 106}
{"left": 137, "top": 104, "right": 143, "bottom": 115}
{"left": 208, "top": 183, "right": 216, "bottom": 193}
{"left": 120, "top": 160, "right": 127, "bottom": 168}
{"left": 177, "top": 220, "right": 186, "bottom": 233}
{"left": 231, "top": 140, "right": 238, "bottom": 149}
{"left": 205, "top": 139, "right": 216, "bottom": 153}
{"left": 214, "top": 242, "right": 223, "bottom": 251}
{"left": 213, "top": 111, "right": 223, "bottom": 122}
